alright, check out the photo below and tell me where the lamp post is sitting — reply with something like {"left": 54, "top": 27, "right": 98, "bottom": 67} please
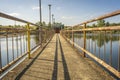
{"left": 52, "top": 14, "right": 54, "bottom": 29}
{"left": 39, "top": 0, "right": 42, "bottom": 25}
{"left": 39, "top": 0, "right": 42, "bottom": 46}
{"left": 48, "top": 4, "right": 51, "bottom": 28}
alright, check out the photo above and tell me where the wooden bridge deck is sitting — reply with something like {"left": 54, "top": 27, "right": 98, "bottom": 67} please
{"left": 2, "top": 34, "right": 114, "bottom": 80}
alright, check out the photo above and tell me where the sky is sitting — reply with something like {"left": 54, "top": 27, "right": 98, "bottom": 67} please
{"left": 0, "top": 0, "right": 120, "bottom": 26}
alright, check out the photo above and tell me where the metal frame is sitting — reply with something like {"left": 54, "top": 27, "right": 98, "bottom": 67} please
{"left": 0, "top": 12, "right": 54, "bottom": 73}
{"left": 61, "top": 10, "right": 120, "bottom": 78}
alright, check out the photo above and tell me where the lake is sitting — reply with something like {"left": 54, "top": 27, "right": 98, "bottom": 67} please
{"left": 72, "top": 32, "right": 120, "bottom": 71}
{"left": 0, "top": 34, "right": 39, "bottom": 68}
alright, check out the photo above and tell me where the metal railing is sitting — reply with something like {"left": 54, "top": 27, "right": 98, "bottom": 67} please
{"left": 0, "top": 12, "right": 54, "bottom": 73}
{"left": 61, "top": 10, "right": 120, "bottom": 78}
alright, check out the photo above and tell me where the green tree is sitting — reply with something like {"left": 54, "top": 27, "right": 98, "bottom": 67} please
{"left": 97, "top": 19, "right": 105, "bottom": 27}
{"left": 105, "top": 22, "right": 110, "bottom": 26}
{"left": 42, "top": 21, "right": 46, "bottom": 27}
{"left": 92, "top": 24, "right": 96, "bottom": 27}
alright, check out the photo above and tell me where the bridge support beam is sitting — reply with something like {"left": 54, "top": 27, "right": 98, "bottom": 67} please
{"left": 27, "top": 23, "right": 31, "bottom": 59}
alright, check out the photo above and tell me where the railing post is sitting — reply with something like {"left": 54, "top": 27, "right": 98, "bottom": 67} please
{"left": 118, "top": 33, "right": 120, "bottom": 72}
{"left": 68, "top": 31, "right": 70, "bottom": 42}
{"left": 72, "top": 27, "right": 74, "bottom": 47}
{"left": 27, "top": 23, "right": 31, "bottom": 59}
{"left": 66, "top": 30, "right": 67, "bottom": 39}
{"left": 45, "top": 30, "right": 47, "bottom": 43}
{"left": 67, "top": 29, "right": 69, "bottom": 39}
{"left": 39, "top": 27, "right": 42, "bottom": 47}
{"left": 83, "top": 23, "right": 86, "bottom": 57}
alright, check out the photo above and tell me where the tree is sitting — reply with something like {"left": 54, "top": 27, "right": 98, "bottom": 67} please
{"left": 42, "top": 21, "right": 46, "bottom": 27}
{"left": 53, "top": 22, "right": 64, "bottom": 30}
{"left": 92, "top": 24, "right": 96, "bottom": 27}
{"left": 105, "top": 22, "right": 110, "bottom": 26}
{"left": 36, "top": 21, "right": 48, "bottom": 29}
{"left": 97, "top": 19, "right": 105, "bottom": 27}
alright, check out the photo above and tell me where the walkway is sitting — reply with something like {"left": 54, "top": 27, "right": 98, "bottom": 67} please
{"left": 3, "top": 34, "right": 113, "bottom": 80}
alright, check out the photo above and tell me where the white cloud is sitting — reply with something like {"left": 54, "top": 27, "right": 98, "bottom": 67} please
{"left": 56, "top": 7, "right": 61, "bottom": 10}
{"left": 32, "top": 6, "right": 43, "bottom": 10}
{"left": 8, "top": 13, "right": 20, "bottom": 16}
{"left": 32, "top": 6, "right": 39, "bottom": 10}
{"left": 61, "top": 16, "right": 74, "bottom": 19}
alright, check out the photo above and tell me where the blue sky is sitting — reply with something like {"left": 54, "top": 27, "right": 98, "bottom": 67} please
{"left": 0, "top": 0, "right": 120, "bottom": 26}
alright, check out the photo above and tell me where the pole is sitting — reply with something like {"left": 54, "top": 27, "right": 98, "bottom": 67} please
{"left": 72, "top": 26, "right": 74, "bottom": 47}
{"left": 52, "top": 14, "right": 54, "bottom": 29}
{"left": 39, "top": 0, "right": 42, "bottom": 46}
{"left": 48, "top": 4, "right": 51, "bottom": 28}
{"left": 83, "top": 23, "right": 86, "bottom": 57}
{"left": 27, "top": 23, "right": 31, "bottom": 59}
{"left": 39, "top": 0, "right": 42, "bottom": 24}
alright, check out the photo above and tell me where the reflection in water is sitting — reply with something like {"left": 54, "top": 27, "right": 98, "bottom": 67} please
{"left": 72, "top": 32, "right": 120, "bottom": 70}
{"left": 0, "top": 34, "right": 39, "bottom": 67}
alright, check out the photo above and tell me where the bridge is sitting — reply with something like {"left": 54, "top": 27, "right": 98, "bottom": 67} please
{"left": 0, "top": 10, "right": 120, "bottom": 80}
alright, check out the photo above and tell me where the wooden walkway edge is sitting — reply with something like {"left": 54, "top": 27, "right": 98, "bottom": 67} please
{"left": 2, "top": 34, "right": 114, "bottom": 80}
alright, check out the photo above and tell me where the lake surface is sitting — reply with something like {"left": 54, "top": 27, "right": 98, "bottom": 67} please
{"left": 72, "top": 33, "right": 120, "bottom": 71}
{"left": 0, "top": 34, "right": 39, "bottom": 68}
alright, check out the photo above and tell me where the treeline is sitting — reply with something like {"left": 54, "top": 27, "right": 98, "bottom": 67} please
{"left": 0, "top": 25, "right": 36, "bottom": 30}
{"left": 0, "top": 21, "right": 64, "bottom": 30}
{"left": 36, "top": 21, "right": 64, "bottom": 30}
{"left": 87, "top": 19, "right": 120, "bottom": 27}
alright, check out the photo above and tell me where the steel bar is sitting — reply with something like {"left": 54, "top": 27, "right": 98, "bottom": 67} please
{"left": 79, "top": 10, "right": 120, "bottom": 25}
{"left": 110, "top": 32, "right": 113, "bottom": 66}
{"left": 16, "top": 35, "right": 19, "bottom": 58}
{"left": 6, "top": 32, "right": 9, "bottom": 65}
{"left": 98, "top": 32, "right": 100, "bottom": 58}
{"left": 20, "top": 34, "right": 22, "bottom": 55}
{"left": 83, "top": 24, "right": 86, "bottom": 57}
{"left": 0, "top": 35, "right": 2, "bottom": 69}
{"left": 26, "top": 34, "right": 27, "bottom": 52}
{"left": 12, "top": 33, "right": 14, "bottom": 61}
{"left": 104, "top": 31, "right": 106, "bottom": 61}
{"left": 66, "top": 10, "right": 120, "bottom": 29}
{"left": 23, "top": 34, "right": 25, "bottom": 53}
{"left": 92, "top": 32, "right": 93, "bottom": 53}
{"left": 72, "top": 27, "right": 74, "bottom": 47}
{"left": 118, "top": 33, "right": 120, "bottom": 71}
{"left": 27, "top": 23, "right": 31, "bottom": 59}
{"left": 94, "top": 32, "right": 96, "bottom": 56}
{"left": 0, "top": 12, "right": 39, "bottom": 27}
{"left": 67, "top": 26, "right": 120, "bottom": 32}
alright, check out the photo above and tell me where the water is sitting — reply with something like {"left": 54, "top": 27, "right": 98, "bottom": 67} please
{"left": 72, "top": 33, "right": 120, "bottom": 71}
{"left": 0, "top": 34, "right": 39, "bottom": 68}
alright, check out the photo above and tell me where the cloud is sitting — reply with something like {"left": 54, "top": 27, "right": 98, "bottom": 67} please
{"left": 8, "top": 13, "right": 20, "bottom": 16}
{"left": 32, "top": 6, "right": 43, "bottom": 10}
{"left": 32, "top": 6, "right": 39, "bottom": 10}
{"left": 61, "top": 16, "right": 74, "bottom": 19}
{"left": 56, "top": 7, "right": 61, "bottom": 10}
